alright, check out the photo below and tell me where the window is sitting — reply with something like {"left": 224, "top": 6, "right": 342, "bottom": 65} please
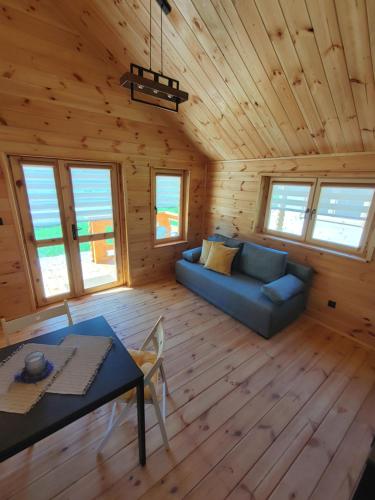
{"left": 263, "top": 177, "right": 375, "bottom": 256}
{"left": 265, "top": 181, "right": 314, "bottom": 238}
{"left": 152, "top": 169, "right": 187, "bottom": 245}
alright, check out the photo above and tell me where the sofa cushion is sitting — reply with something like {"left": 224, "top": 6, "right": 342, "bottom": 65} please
{"left": 208, "top": 233, "right": 243, "bottom": 270}
{"left": 204, "top": 244, "right": 239, "bottom": 276}
{"left": 176, "top": 260, "right": 269, "bottom": 310}
{"left": 182, "top": 246, "right": 202, "bottom": 263}
{"left": 199, "top": 240, "right": 224, "bottom": 265}
{"left": 239, "top": 242, "right": 288, "bottom": 283}
{"left": 261, "top": 274, "right": 305, "bottom": 304}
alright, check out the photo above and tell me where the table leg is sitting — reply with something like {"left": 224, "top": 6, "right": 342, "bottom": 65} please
{"left": 136, "top": 379, "right": 146, "bottom": 466}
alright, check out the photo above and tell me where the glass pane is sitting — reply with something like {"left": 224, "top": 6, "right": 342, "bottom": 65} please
{"left": 22, "top": 165, "right": 63, "bottom": 240}
{"left": 37, "top": 244, "right": 70, "bottom": 297}
{"left": 70, "top": 168, "right": 114, "bottom": 237}
{"left": 155, "top": 175, "right": 181, "bottom": 240}
{"left": 266, "top": 183, "right": 311, "bottom": 236}
{"left": 79, "top": 241, "right": 117, "bottom": 289}
{"left": 312, "top": 185, "right": 375, "bottom": 248}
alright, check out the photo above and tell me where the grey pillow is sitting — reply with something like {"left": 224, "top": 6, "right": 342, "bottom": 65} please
{"left": 261, "top": 274, "right": 305, "bottom": 304}
{"left": 239, "top": 242, "right": 288, "bottom": 283}
{"left": 182, "top": 247, "right": 202, "bottom": 263}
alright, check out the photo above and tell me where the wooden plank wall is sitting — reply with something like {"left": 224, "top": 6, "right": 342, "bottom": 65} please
{"left": 125, "top": 158, "right": 205, "bottom": 286}
{"left": 0, "top": 2, "right": 206, "bottom": 319}
{"left": 0, "top": 158, "right": 34, "bottom": 318}
{"left": 205, "top": 152, "right": 375, "bottom": 349}
{"left": 0, "top": 156, "right": 205, "bottom": 319}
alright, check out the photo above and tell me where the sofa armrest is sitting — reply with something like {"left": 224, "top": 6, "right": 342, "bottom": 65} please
{"left": 286, "top": 261, "right": 313, "bottom": 286}
{"left": 261, "top": 274, "right": 305, "bottom": 304}
{"left": 182, "top": 246, "right": 202, "bottom": 263}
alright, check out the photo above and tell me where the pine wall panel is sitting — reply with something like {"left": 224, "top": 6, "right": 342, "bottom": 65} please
{"left": 205, "top": 153, "right": 375, "bottom": 349}
{"left": 0, "top": 2, "right": 206, "bottom": 319}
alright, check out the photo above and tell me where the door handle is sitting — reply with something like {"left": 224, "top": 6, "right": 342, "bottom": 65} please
{"left": 71, "top": 223, "right": 78, "bottom": 240}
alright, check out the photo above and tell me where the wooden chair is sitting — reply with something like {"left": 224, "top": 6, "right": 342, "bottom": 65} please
{"left": 1, "top": 300, "right": 73, "bottom": 346}
{"left": 98, "top": 316, "right": 169, "bottom": 453}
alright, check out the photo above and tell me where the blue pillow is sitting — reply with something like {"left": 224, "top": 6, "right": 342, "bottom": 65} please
{"left": 182, "top": 246, "right": 202, "bottom": 263}
{"left": 261, "top": 274, "right": 305, "bottom": 304}
{"left": 239, "top": 242, "right": 287, "bottom": 283}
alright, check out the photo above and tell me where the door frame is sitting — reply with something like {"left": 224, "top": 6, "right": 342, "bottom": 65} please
{"left": 9, "top": 155, "right": 127, "bottom": 306}
{"left": 59, "top": 159, "right": 124, "bottom": 296}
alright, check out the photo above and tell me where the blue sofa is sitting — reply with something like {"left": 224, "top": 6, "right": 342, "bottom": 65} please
{"left": 175, "top": 234, "right": 313, "bottom": 339}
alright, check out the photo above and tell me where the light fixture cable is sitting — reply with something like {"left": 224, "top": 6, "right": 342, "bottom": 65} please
{"left": 149, "top": 0, "right": 152, "bottom": 70}
{"left": 120, "top": 0, "right": 189, "bottom": 112}
{"left": 160, "top": 3, "right": 163, "bottom": 75}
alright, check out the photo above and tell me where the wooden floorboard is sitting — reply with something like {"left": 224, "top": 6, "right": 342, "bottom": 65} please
{"left": 0, "top": 280, "right": 374, "bottom": 500}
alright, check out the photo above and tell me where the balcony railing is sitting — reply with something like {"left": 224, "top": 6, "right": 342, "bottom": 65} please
{"left": 156, "top": 211, "right": 180, "bottom": 239}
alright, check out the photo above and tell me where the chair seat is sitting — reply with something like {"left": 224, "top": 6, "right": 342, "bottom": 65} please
{"left": 120, "top": 349, "right": 158, "bottom": 402}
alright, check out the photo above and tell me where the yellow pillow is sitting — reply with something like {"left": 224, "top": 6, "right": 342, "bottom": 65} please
{"left": 199, "top": 239, "right": 224, "bottom": 264}
{"left": 204, "top": 244, "right": 239, "bottom": 276}
{"left": 121, "top": 350, "right": 158, "bottom": 401}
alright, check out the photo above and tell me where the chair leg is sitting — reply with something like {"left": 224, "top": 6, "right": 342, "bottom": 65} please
{"left": 149, "top": 384, "right": 169, "bottom": 450}
{"left": 106, "top": 401, "right": 117, "bottom": 433}
{"left": 162, "top": 382, "right": 167, "bottom": 422}
{"left": 97, "top": 399, "right": 135, "bottom": 453}
{"left": 160, "top": 363, "right": 169, "bottom": 396}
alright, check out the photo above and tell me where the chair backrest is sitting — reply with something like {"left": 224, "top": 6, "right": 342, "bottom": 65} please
{"left": 140, "top": 316, "right": 165, "bottom": 360}
{"left": 139, "top": 316, "right": 166, "bottom": 389}
{"left": 1, "top": 300, "right": 73, "bottom": 344}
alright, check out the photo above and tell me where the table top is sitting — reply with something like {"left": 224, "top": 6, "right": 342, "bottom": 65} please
{"left": 0, "top": 316, "right": 143, "bottom": 462}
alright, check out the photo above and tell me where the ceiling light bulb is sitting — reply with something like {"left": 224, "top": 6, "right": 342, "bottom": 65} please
{"left": 138, "top": 85, "right": 144, "bottom": 89}
{"left": 167, "top": 94, "right": 172, "bottom": 99}
{"left": 153, "top": 89, "right": 159, "bottom": 94}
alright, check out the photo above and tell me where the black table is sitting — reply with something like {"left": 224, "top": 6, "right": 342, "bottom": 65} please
{"left": 0, "top": 316, "right": 146, "bottom": 465}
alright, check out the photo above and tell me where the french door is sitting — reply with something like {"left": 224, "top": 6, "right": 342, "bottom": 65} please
{"left": 11, "top": 157, "right": 124, "bottom": 306}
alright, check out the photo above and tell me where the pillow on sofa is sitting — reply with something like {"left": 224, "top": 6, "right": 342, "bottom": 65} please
{"left": 182, "top": 246, "right": 202, "bottom": 263}
{"left": 204, "top": 245, "right": 239, "bottom": 276}
{"left": 239, "top": 242, "right": 288, "bottom": 283}
{"left": 199, "top": 240, "right": 224, "bottom": 265}
{"left": 208, "top": 233, "right": 243, "bottom": 270}
{"left": 261, "top": 274, "right": 305, "bottom": 304}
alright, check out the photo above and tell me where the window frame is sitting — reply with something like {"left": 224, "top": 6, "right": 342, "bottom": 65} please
{"left": 262, "top": 176, "right": 375, "bottom": 258}
{"left": 151, "top": 168, "right": 188, "bottom": 247}
{"left": 263, "top": 177, "right": 317, "bottom": 242}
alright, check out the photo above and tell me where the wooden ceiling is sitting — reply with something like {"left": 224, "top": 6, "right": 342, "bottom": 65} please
{"left": 1, "top": 0, "right": 374, "bottom": 161}
{"left": 51, "top": 0, "right": 375, "bottom": 161}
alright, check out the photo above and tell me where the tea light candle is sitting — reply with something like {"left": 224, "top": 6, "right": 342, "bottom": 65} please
{"left": 25, "top": 351, "right": 46, "bottom": 376}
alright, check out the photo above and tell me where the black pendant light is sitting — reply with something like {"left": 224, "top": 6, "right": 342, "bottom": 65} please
{"left": 120, "top": 0, "right": 189, "bottom": 112}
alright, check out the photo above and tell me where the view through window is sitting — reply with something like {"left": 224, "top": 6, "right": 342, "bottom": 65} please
{"left": 12, "top": 157, "right": 122, "bottom": 306}
{"left": 153, "top": 170, "right": 185, "bottom": 243}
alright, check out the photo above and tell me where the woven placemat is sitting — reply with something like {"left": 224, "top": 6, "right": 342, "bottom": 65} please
{"left": 0, "top": 344, "right": 76, "bottom": 414}
{"left": 47, "top": 335, "right": 113, "bottom": 396}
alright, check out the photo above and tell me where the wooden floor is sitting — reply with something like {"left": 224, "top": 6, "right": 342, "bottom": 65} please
{"left": 1, "top": 279, "right": 374, "bottom": 500}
